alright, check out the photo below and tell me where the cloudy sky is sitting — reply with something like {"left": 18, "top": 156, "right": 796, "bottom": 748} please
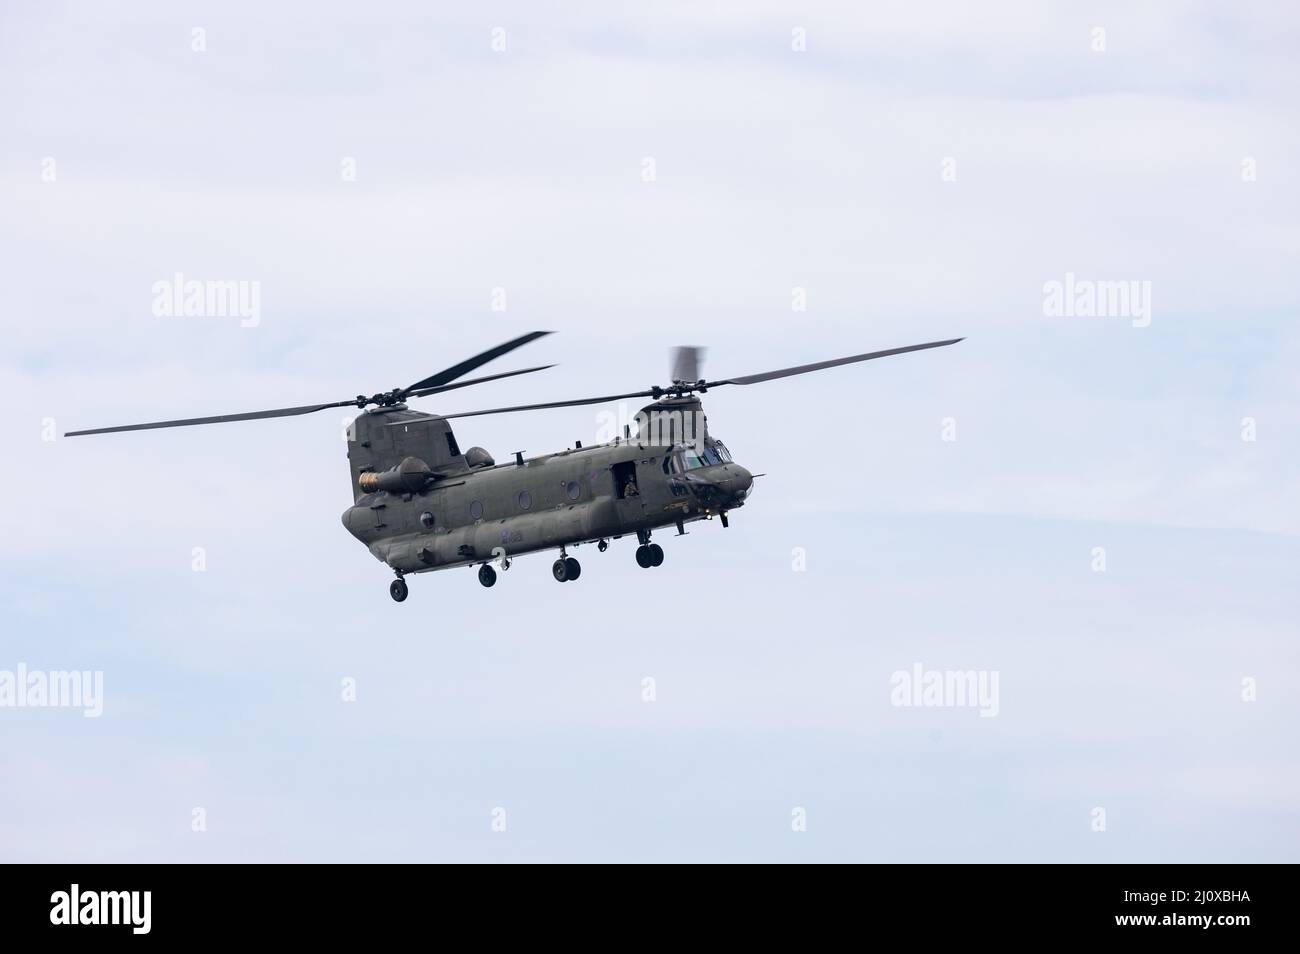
{"left": 1, "top": 1, "right": 1296, "bottom": 861}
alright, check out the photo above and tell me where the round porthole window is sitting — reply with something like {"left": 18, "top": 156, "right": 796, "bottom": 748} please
{"left": 518, "top": 490, "right": 532, "bottom": 511}
{"left": 420, "top": 511, "right": 435, "bottom": 529}
{"left": 469, "top": 500, "right": 483, "bottom": 520}
{"left": 565, "top": 480, "right": 580, "bottom": 501}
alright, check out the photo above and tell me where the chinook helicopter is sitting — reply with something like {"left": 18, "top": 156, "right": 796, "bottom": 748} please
{"left": 67, "top": 332, "right": 961, "bottom": 601}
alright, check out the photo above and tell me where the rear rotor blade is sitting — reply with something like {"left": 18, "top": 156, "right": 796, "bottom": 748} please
{"left": 405, "top": 364, "right": 555, "bottom": 400}
{"left": 64, "top": 365, "right": 557, "bottom": 436}
{"left": 402, "top": 330, "right": 553, "bottom": 395}
{"left": 711, "top": 338, "right": 963, "bottom": 386}
{"left": 64, "top": 400, "right": 355, "bottom": 437}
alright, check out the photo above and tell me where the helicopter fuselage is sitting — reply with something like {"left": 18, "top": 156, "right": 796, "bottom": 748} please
{"left": 340, "top": 400, "right": 752, "bottom": 578}
{"left": 63, "top": 329, "right": 960, "bottom": 600}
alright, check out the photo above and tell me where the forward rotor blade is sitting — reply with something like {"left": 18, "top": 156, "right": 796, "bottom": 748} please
{"left": 64, "top": 400, "right": 354, "bottom": 437}
{"left": 441, "top": 338, "right": 963, "bottom": 420}
{"left": 404, "top": 364, "right": 555, "bottom": 400}
{"left": 670, "top": 345, "right": 705, "bottom": 384}
{"left": 712, "top": 338, "right": 964, "bottom": 386}
{"left": 443, "top": 389, "right": 658, "bottom": 421}
{"left": 402, "top": 330, "right": 553, "bottom": 395}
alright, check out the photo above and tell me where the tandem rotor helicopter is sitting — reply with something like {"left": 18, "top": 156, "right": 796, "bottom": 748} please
{"left": 68, "top": 332, "right": 962, "bottom": 602}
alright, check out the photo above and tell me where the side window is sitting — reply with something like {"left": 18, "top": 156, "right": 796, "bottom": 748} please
{"left": 612, "top": 461, "right": 638, "bottom": 499}
{"left": 419, "top": 511, "right": 435, "bottom": 529}
{"left": 565, "top": 480, "right": 580, "bottom": 501}
{"left": 470, "top": 500, "right": 483, "bottom": 520}
{"left": 518, "top": 490, "right": 532, "bottom": 511}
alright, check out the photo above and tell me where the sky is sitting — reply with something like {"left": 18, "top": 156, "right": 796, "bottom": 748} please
{"left": 1, "top": 1, "right": 1296, "bottom": 862}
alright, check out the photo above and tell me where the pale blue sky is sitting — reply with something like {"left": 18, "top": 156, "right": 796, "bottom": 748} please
{"left": 1, "top": 1, "right": 1296, "bottom": 862}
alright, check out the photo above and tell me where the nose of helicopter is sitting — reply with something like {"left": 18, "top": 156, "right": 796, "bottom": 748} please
{"left": 718, "top": 464, "right": 754, "bottom": 503}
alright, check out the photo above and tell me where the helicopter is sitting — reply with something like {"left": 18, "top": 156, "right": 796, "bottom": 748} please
{"left": 67, "top": 332, "right": 962, "bottom": 601}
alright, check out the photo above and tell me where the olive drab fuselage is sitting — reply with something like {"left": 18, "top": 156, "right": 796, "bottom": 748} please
{"left": 340, "top": 395, "right": 754, "bottom": 575}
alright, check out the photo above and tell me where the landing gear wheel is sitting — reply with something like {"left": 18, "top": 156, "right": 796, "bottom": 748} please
{"left": 564, "top": 557, "right": 581, "bottom": 581}
{"left": 389, "top": 578, "right": 409, "bottom": 602}
{"left": 635, "top": 545, "right": 652, "bottom": 568}
{"left": 478, "top": 564, "right": 497, "bottom": 588}
{"left": 648, "top": 543, "right": 664, "bottom": 567}
{"left": 552, "top": 558, "right": 570, "bottom": 583}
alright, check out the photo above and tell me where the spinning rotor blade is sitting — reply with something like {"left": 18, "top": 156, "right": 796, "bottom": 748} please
{"left": 712, "top": 338, "right": 964, "bottom": 386}
{"left": 64, "top": 400, "right": 355, "bottom": 437}
{"left": 670, "top": 345, "right": 705, "bottom": 384}
{"left": 402, "top": 330, "right": 553, "bottom": 395}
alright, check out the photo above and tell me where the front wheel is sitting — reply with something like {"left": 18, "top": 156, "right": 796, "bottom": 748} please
{"left": 564, "top": 557, "right": 581, "bottom": 581}
{"left": 389, "top": 579, "right": 409, "bottom": 602}
{"left": 647, "top": 543, "right": 664, "bottom": 567}
{"left": 552, "top": 558, "right": 569, "bottom": 583}
{"left": 478, "top": 564, "right": 497, "bottom": 588}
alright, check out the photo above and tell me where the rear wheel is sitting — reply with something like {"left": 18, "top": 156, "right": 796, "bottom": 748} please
{"left": 389, "top": 579, "right": 409, "bottom": 602}
{"left": 648, "top": 543, "right": 664, "bottom": 567}
{"left": 552, "top": 558, "right": 569, "bottom": 583}
{"left": 478, "top": 564, "right": 497, "bottom": 588}
{"left": 635, "top": 546, "right": 651, "bottom": 568}
{"left": 564, "top": 557, "right": 581, "bottom": 581}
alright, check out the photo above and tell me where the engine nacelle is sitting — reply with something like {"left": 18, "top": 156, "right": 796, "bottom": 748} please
{"left": 357, "top": 456, "right": 433, "bottom": 494}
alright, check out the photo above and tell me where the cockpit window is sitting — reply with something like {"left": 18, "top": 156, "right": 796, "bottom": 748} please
{"left": 665, "top": 443, "right": 731, "bottom": 472}
{"left": 680, "top": 449, "right": 706, "bottom": 470}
